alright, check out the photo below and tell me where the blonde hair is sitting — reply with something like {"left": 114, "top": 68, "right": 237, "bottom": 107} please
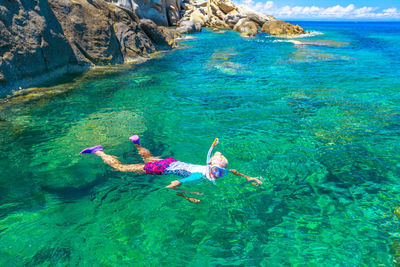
{"left": 210, "top": 151, "right": 228, "bottom": 168}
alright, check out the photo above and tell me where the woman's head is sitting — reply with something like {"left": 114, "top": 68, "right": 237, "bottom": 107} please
{"left": 210, "top": 151, "right": 228, "bottom": 168}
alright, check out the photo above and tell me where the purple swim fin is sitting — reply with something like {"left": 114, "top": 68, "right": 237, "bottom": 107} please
{"left": 80, "top": 145, "right": 103, "bottom": 154}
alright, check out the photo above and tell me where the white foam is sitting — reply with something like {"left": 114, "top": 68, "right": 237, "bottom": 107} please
{"left": 273, "top": 40, "right": 303, "bottom": 46}
{"left": 295, "top": 31, "right": 324, "bottom": 38}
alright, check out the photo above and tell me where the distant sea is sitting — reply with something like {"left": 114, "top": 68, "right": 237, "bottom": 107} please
{"left": 0, "top": 21, "right": 400, "bottom": 265}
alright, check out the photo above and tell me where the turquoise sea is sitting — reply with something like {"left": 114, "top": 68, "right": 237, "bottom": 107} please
{"left": 1, "top": 21, "right": 400, "bottom": 265}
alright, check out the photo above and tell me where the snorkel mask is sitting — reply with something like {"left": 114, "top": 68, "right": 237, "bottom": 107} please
{"left": 210, "top": 166, "right": 229, "bottom": 178}
{"left": 206, "top": 138, "right": 229, "bottom": 184}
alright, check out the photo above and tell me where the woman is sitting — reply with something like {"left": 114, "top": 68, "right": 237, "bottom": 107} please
{"left": 80, "top": 135, "right": 263, "bottom": 203}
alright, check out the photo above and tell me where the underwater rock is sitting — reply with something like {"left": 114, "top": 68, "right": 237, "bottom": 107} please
{"left": 261, "top": 20, "right": 306, "bottom": 37}
{"left": 297, "top": 40, "right": 349, "bottom": 47}
{"left": 30, "top": 110, "right": 147, "bottom": 190}
{"left": 214, "top": 61, "right": 246, "bottom": 75}
{"left": 281, "top": 49, "right": 351, "bottom": 64}
{"left": 210, "top": 49, "right": 238, "bottom": 60}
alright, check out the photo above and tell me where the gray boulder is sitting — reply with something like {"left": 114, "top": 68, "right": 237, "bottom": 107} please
{"left": 140, "top": 19, "right": 180, "bottom": 48}
{"left": 261, "top": 20, "right": 307, "bottom": 37}
{"left": 210, "top": 2, "right": 226, "bottom": 21}
{"left": 107, "top": 0, "right": 136, "bottom": 10}
{"left": 176, "top": 20, "right": 201, "bottom": 34}
{"left": 215, "top": 0, "right": 235, "bottom": 14}
{"left": 105, "top": 0, "right": 182, "bottom": 26}
{"left": 224, "top": 12, "right": 242, "bottom": 27}
{"left": 237, "top": 4, "right": 274, "bottom": 28}
{"left": 233, "top": 18, "right": 258, "bottom": 37}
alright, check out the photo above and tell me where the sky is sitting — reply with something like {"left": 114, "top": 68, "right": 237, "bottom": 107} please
{"left": 234, "top": 0, "right": 400, "bottom": 20}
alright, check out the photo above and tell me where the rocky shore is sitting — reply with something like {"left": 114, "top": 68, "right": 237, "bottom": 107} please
{"left": 0, "top": 0, "right": 306, "bottom": 91}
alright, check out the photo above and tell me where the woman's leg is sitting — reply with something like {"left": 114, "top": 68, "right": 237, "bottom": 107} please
{"left": 135, "top": 145, "right": 162, "bottom": 163}
{"left": 130, "top": 135, "right": 162, "bottom": 163}
{"left": 95, "top": 151, "right": 146, "bottom": 173}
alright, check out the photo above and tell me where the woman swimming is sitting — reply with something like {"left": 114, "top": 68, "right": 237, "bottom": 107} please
{"left": 80, "top": 135, "right": 263, "bottom": 203}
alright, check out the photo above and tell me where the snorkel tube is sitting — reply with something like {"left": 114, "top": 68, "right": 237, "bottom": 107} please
{"left": 205, "top": 138, "right": 219, "bottom": 184}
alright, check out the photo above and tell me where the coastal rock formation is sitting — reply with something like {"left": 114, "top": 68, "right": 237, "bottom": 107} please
{"left": 190, "top": 9, "right": 207, "bottom": 27}
{"left": 216, "top": 0, "right": 235, "bottom": 14}
{"left": 176, "top": 0, "right": 277, "bottom": 34}
{"left": 233, "top": 18, "right": 258, "bottom": 37}
{"left": 0, "top": 0, "right": 307, "bottom": 91}
{"left": 140, "top": 19, "right": 180, "bottom": 47}
{"left": 167, "top": 5, "right": 180, "bottom": 25}
{"left": 176, "top": 20, "right": 200, "bottom": 34}
{"left": 106, "top": 0, "right": 182, "bottom": 26}
{"left": 236, "top": 5, "right": 275, "bottom": 28}
{"left": 224, "top": 12, "right": 241, "bottom": 28}
{"left": 261, "top": 20, "right": 306, "bottom": 37}
{"left": 175, "top": 0, "right": 305, "bottom": 39}
{"left": 0, "top": 0, "right": 75, "bottom": 89}
{"left": 50, "top": 0, "right": 155, "bottom": 65}
{"left": 0, "top": 0, "right": 179, "bottom": 91}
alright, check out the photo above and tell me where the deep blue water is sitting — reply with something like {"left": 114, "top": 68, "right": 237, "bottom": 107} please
{"left": 0, "top": 21, "right": 400, "bottom": 265}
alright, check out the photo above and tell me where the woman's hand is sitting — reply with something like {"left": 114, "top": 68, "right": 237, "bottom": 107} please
{"left": 177, "top": 193, "right": 201, "bottom": 203}
{"left": 229, "top": 169, "right": 263, "bottom": 187}
{"left": 249, "top": 176, "right": 263, "bottom": 186}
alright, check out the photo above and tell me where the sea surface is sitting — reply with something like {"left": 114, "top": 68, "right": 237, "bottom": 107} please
{"left": 1, "top": 21, "right": 400, "bottom": 265}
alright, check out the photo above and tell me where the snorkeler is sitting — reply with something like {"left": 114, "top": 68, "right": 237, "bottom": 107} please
{"left": 80, "top": 135, "right": 263, "bottom": 203}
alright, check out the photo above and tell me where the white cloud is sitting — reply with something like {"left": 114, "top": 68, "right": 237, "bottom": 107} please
{"left": 320, "top": 4, "right": 355, "bottom": 17}
{"left": 234, "top": 1, "right": 400, "bottom": 19}
{"left": 264, "top": 1, "right": 274, "bottom": 10}
{"left": 382, "top": 8, "right": 399, "bottom": 16}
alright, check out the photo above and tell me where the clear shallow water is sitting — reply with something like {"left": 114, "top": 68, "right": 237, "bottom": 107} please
{"left": 1, "top": 21, "right": 400, "bottom": 265}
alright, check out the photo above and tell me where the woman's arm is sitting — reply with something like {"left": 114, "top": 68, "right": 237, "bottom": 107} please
{"left": 229, "top": 169, "right": 263, "bottom": 186}
{"left": 165, "top": 180, "right": 202, "bottom": 203}
{"left": 165, "top": 180, "right": 204, "bottom": 195}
